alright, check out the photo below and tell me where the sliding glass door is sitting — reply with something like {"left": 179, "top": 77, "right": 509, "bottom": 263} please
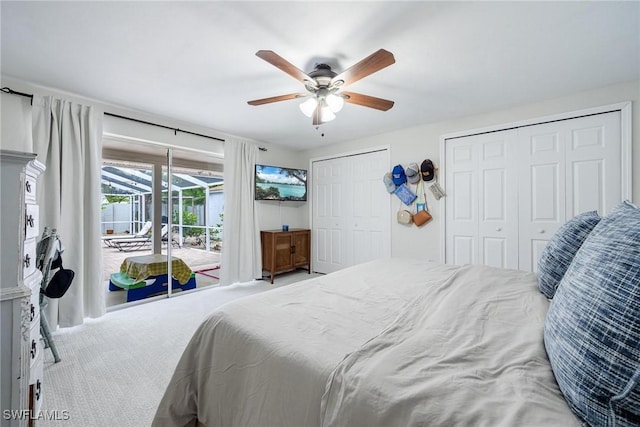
{"left": 162, "top": 147, "right": 224, "bottom": 298}
{"left": 102, "top": 138, "right": 223, "bottom": 308}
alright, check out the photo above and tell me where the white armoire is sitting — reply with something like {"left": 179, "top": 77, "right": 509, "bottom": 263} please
{"left": 444, "top": 104, "right": 631, "bottom": 272}
{"left": 1, "top": 150, "right": 45, "bottom": 426}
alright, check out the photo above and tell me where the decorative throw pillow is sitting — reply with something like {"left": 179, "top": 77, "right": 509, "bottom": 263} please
{"left": 544, "top": 201, "right": 640, "bottom": 426}
{"left": 537, "top": 210, "right": 600, "bottom": 299}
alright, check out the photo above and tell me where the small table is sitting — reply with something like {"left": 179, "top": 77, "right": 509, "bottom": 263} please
{"left": 120, "top": 254, "right": 193, "bottom": 285}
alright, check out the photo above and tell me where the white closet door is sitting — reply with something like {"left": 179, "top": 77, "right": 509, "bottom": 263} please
{"left": 350, "top": 151, "right": 390, "bottom": 266}
{"left": 445, "top": 130, "right": 518, "bottom": 268}
{"left": 312, "top": 150, "right": 390, "bottom": 274}
{"left": 517, "top": 122, "right": 567, "bottom": 272}
{"left": 478, "top": 132, "right": 519, "bottom": 269}
{"left": 313, "top": 157, "right": 350, "bottom": 274}
{"left": 565, "top": 111, "right": 621, "bottom": 216}
{"left": 445, "top": 110, "right": 623, "bottom": 272}
{"left": 518, "top": 111, "right": 622, "bottom": 271}
{"left": 445, "top": 137, "right": 478, "bottom": 265}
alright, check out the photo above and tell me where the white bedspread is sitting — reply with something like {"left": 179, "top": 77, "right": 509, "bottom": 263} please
{"left": 153, "top": 259, "right": 579, "bottom": 427}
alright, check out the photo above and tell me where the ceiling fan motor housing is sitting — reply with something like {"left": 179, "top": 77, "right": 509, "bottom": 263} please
{"left": 309, "top": 63, "right": 336, "bottom": 79}
{"left": 306, "top": 64, "right": 341, "bottom": 92}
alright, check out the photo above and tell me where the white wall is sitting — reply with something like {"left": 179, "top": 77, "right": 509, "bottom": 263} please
{"left": 302, "top": 80, "right": 640, "bottom": 263}
{"left": 253, "top": 142, "right": 309, "bottom": 231}
{"left": 102, "top": 115, "right": 224, "bottom": 157}
{"left": 3, "top": 76, "right": 636, "bottom": 265}
{"left": 0, "top": 75, "right": 229, "bottom": 154}
{"left": 0, "top": 89, "right": 32, "bottom": 152}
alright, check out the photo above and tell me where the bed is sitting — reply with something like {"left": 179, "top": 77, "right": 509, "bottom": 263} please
{"left": 153, "top": 202, "right": 639, "bottom": 427}
{"left": 152, "top": 259, "right": 575, "bottom": 426}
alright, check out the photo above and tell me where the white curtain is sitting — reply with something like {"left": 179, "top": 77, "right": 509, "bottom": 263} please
{"left": 32, "top": 95, "right": 105, "bottom": 328}
{"left": 220, "top": 139, "right": 262, "bottom": 285}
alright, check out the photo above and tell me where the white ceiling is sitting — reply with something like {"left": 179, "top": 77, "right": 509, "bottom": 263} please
{"left": 2, "top": 1, "right": 639, "bottom": 151}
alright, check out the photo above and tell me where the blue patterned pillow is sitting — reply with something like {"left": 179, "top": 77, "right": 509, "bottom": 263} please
{"left": 544, "top": 201, "right": 640, "bottom": 426}
{"left": 537, "top": 211, "right": 600, "bottom": 299}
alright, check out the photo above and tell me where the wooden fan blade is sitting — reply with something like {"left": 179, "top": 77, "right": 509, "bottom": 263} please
{"left": 331, "top": 49, "right": 395, "bottom": 87}
{"left": 256, "top": 50, "right": 315, "bottom": 86}
{"left": 247, "top": 93, "right": 307, "bottom": 106}
{"left": 342, "top": 91, "right": 394, "bottom": 111}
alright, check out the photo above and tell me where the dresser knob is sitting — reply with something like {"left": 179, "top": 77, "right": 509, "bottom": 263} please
{"left": 25, "top": 181, "right": 32, "bottom": 193}
{"left": 31, "top": 340, "right": 37, "bottom": 359}
{"left": 30, "top": 304, "right": 35, "bottom": 322}
{"left": 496, "top": 227, "right": 502, "bottom": 232}
{"left": 26, "top": 214, "right": 34, "bottom": 228}
{"left": 538, "top": 229, "right": 545, "bottom": 234}
{"left": 24, "top": 254, "right": 31, "bottom": 268}
{"left": 35, "top": 380, "right": 41, "bottom": 400}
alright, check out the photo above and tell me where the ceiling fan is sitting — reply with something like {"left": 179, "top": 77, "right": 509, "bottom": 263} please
{"left": 247, "top": 49, "right": 395, "bottom": 125}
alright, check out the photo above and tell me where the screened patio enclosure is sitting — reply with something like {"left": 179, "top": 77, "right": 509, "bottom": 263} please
{"left": 101, "top": 164, "right": 224, "bottom": 252}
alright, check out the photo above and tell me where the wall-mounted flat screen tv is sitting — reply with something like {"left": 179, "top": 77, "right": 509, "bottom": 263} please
{"left": 255, "top": 164, "right": 307, "bottom": 201}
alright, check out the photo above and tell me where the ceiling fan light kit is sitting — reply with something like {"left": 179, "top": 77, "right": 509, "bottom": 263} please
{"left": 299, "top": 98, "right": 318, "bottom": 117}
{"left": 248, "top": 49, "right": 395, "bottom": 126}
{"left": 299, "top": 93, "right": 344, "bottom": 122}
{"left": 325, "top": 93, "right": 344, "bottom": 112}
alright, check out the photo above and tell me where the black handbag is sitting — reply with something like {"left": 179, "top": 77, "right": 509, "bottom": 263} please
{"left": 43, "top": 255, "right": 75, "bottom": 298}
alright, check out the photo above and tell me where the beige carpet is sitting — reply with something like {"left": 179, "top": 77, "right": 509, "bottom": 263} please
{"left": 40, "top": 270, "right": 320, "bottom": 427}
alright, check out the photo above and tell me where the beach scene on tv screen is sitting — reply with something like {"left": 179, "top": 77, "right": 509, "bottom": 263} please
{"left": 255, "top": 165, "right": 307, "bottom": 201}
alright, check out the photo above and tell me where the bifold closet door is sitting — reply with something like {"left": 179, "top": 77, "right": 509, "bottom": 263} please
{"left": 313, "top": 156, "right": 350, "bottom": 274}
{"left": 518, "top": 111, "right": 622, "bottom": 271}
{"left": 312, "top": 150, "right": 390, "bottom": 274}
{"left": 445, "top": 129, "right": 519, "bottom": 269}
{"left": 445, "top": 110, "right": 622, "bottom": 272}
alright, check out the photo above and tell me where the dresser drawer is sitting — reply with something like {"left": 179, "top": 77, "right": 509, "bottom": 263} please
{"left": 24, "top": 173, "right": 38, "bottom": 203}
{"left": 29, "top": 351, "right": 44, "bottom": 415}
{"left": 28, "top": 320, "right": 41, "bottom": 364}
{"left": 25, "top": 204, "right": 39, "bottom": 240}
{"left": 24, "top": 237, "right": 38, "bottom": 278}
{"left": 25, "top": 272, "right": 42, "bottom": 329}
{"left": 28, "top": 287, "right": 40, "bottom": 328}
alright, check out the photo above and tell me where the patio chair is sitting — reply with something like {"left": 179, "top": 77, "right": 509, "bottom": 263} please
{"left": 163, "top": 229, "right": 182, "bottom": 248}
{"left": 112, "top": 224, "right": 169, "bottom": 252}
{"left": 102, "top": 221, "right": 152, "bottom": 247}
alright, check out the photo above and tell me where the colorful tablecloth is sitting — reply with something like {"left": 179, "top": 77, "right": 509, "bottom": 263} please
{"left": 120, "top": 254, "right": 193, "bottom": 285}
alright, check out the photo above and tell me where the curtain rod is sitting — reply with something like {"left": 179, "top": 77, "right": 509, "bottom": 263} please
{"left": 104, "top": 112, "right": 225, "bottom": 143}
{"left": 1, "top": 87, "right": 33, "bottom": 104}
{"left": 2, "top": 86, "right": 225, "bottom": 143}
{"left": 1, "top": 86, "right": 273, "bottom": 150}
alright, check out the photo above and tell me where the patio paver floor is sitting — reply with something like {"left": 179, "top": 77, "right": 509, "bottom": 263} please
{"left": 102, "top": 240, "right": 221, "bottom": 307}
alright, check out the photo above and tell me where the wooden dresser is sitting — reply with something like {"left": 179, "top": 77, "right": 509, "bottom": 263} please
{"left": 1, "top": 150, "right": 45, "bottom": 426}
{"left": 260, "top": 229, "right": 311, "bottom": 284}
